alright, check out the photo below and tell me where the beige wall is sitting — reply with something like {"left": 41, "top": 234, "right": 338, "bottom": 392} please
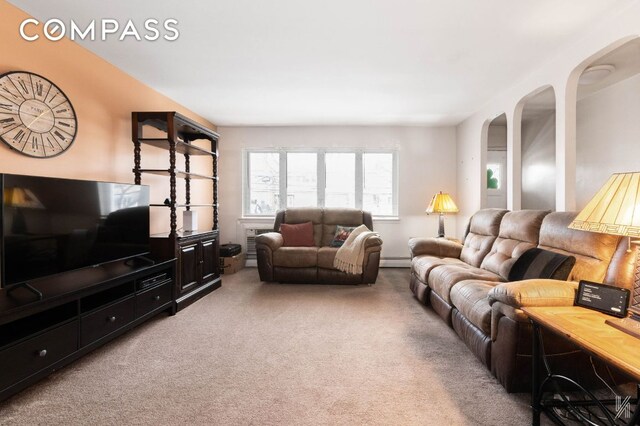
{"left": 0, "top": 0, "right": 216, "bottom": 234}
{"left": 218, "top": 125, "right": 458, "bottom": 264}
{"left": 576, "top": 73, "right": 640, "bottom": 209}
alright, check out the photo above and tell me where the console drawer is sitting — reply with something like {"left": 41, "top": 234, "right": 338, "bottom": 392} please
{"left": 80, "top": 296, "right": 135, "bottom": 347}
{"left": 0, "top": 320, "right": 78, "bottom": 390}
{"left": 136, "top": 281, "right": 172, "bottom": 318}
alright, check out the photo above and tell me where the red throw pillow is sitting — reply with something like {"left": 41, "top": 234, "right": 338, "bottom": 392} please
{"left": 280, "top": 221, "right": 315, "bottom": 247}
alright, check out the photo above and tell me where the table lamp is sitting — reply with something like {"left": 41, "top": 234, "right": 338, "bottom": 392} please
{"left": 568, "top": 172, "right": 640, "bottom": 337}
{"left": 426, "top": 191, "right": 459, "bottom": 238}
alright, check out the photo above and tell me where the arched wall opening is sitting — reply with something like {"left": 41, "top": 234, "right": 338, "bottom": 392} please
{"left": 483, "top": 113, "right": 507, "bottom": 209}
{"left": 573, "top": 36, "right": 640, "bottom": 209}
{"left": 516, "top": 86, "right": 557, "bottom": 210}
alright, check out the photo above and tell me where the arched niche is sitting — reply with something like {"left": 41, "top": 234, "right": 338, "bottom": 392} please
{"left": 483, "top": 113, "right": 507, "bottom": 209}
{"left": 573, "top": 36, "right": 640, "bottom": 209}
{"left": 515, "top": 86, "right": 556, "bottom": 210}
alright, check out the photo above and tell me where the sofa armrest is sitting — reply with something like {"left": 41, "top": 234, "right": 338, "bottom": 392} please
{"left": 255, "top": 232, "right": 283, "bottom": 251}
{"left": 488, "top": 279, "right": 578, "bottom": 309}
{"left": 364, "top": 235, "right": 383, "bottom": 250}
{"left": 408, "top": 237, "right": 462, "bottom": 258}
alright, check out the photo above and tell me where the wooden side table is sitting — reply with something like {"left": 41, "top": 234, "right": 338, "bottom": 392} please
{"left": 524, "top": 306, "right": 640, "bottom": 425}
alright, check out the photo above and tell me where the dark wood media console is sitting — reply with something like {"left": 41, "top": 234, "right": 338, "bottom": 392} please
{"left": 0, "top": 258, "right": 176, "bottom": 402}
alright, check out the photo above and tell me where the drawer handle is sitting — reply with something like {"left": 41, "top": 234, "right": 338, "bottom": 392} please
{"left": 38, "top": 349, "right": 47, "bottom": 357}
{"left": 153, "top": 295, "right": 161, "bottom": 301}
{"left": 108, "top": 316, "right": 117, "bottom": 323}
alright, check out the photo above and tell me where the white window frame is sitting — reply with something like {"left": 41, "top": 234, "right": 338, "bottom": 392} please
{"left": 243, "top": 148, "right": 398, "bottom": 218}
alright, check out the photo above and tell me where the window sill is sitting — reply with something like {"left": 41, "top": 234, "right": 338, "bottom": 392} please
{"left": 239, "top": 216, "right": 275, "bottom": 221}
{"left": 239, "top": 215, "right": 400, "bottom": 222}
{"left": 372, "top": 216, "right": 400, "bottom": 222}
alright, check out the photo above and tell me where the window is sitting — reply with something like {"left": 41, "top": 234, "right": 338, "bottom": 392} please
{"left": 325, "top": 153, "right": 355, "bottom": 208}
{"left": 363, "top": 153, "right": 393, "bottom": 215}
{"left": 487, "top": 163, "right": 501, "bottom": 190}
{"left": 247, "top": 152, "right": 280, "bottom": 215}
{"left": 287, "top": 153, "right": 317, "bottom": 207}
{"left": 244, "top": 149, "right": 397, "bottom": 217}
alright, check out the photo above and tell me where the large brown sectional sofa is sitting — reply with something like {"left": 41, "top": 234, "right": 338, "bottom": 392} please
{"left": 256, "top": 207, "right": 382, "bottom": 284}
{"left": 409, "top": 209, "right": 637, "bottom": 392}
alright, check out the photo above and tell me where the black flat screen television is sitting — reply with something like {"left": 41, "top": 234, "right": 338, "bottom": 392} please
{"left": 1, "top": 174, "right": 150, "bottom": 287}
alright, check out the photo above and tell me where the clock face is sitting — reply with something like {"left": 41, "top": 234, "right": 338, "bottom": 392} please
{"left": 0, "top": 71, "right": 77, "bottom": 158}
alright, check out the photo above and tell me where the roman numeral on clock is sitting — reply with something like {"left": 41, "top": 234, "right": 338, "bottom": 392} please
{"left": 35, "top": 82, "right": 43, "bottom": 97}
{"left": 53, "top": 130, "right": 65, "bottom": 141}
{"left": 14, "top": 129, "right": 25, "bottom": 143}
{"left": 17, "top": 79, "right": 28, "bottom": 94}
{"left": 0, "top": 117, "right": 15, "bottom": 129}
{"left": 45, "top": 135, "right": 55, "bottom": 148}
{"left": 0, "top": 103, "right": 12, "bottom": 111}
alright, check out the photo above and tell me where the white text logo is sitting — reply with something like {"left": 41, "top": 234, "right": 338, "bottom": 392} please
{"left": 19, "top": 18, "right": 179, "bottom": 42}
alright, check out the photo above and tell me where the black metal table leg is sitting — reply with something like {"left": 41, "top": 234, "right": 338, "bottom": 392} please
{"left": 532, "top": 321, "right": 541, "bottom": 426}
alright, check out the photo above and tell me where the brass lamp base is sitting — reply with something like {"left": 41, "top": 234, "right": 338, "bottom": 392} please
{"left": 437, "top": 213, "right": 445, "bottom": 238}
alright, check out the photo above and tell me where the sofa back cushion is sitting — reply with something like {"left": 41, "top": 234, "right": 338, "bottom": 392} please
{"left": 460, "top": 209, "right": 508, "bottom": 267}
{"left": 481, "top": 210, "right": 549, "bottom": 279}
{"left": 321, "top": 209, "right": 367, "bottom": 247}
{"left": 538, "top": 211, "right": 621, "bottom": 283}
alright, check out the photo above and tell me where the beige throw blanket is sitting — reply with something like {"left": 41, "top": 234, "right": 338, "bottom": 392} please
{"left": 333, "top": 224, "right": 379, "bottom": 274}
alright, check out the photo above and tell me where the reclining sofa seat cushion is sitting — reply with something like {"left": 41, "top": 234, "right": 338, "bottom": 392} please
{"left": 273, "top": 247, "right": 318, "bottom": 268}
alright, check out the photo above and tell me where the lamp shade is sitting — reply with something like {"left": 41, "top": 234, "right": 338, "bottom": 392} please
{"left": 3, "top": 187, "right": 43, "bottom": 208}
{"left": 568, "top": 172, "right": 640, "bottom": 238}
{"left": 426, "top": 191, "right": 459, "bottom": 214}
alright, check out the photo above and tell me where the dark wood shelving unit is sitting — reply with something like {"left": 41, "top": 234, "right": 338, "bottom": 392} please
{"left": 136, "top": 168, "right": 219, "bottom": 181}
{"left": 132, "top": 111, "right": 221, "bottom": 312}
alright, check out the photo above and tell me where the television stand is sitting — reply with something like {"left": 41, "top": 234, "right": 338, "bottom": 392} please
{"left": 6, "top": 282, "right": 43, "bottom": 301}
{"left": 124, "top": 255, "right": 156, "bottom": 267}
{"left": 0, "top": 258, "right": 176, "bottom": 402}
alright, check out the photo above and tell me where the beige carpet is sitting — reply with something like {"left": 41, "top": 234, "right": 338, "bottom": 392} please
{"left": 0, "top": 268, "right": 542, "bottom": 425}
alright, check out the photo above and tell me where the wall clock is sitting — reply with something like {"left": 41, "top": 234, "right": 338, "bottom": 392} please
{"left": 0, "top": 71, "right": 77, "bottom": 158}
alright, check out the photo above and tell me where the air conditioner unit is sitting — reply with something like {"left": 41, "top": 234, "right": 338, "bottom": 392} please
{"left": 238, "top": 223, "right": 273, "bottom": 265}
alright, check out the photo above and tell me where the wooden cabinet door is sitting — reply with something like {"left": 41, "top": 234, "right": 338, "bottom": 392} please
{"left": 200, "top": 237, "right": 219, "bottom": 284}
{"left": 178, "top": 242, "right": 198, "bottom": 294}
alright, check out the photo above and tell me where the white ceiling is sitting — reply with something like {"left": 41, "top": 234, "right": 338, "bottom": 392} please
{"left": 7, "top": 0, "right": 631, "bottom": 126}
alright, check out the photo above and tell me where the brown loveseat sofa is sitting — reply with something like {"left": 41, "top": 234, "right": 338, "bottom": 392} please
{"left": 409, "top": 209, "right": 637, "bottom": 392}
{"left": 256, "top": 207, "right": 382, "bottom": 284}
